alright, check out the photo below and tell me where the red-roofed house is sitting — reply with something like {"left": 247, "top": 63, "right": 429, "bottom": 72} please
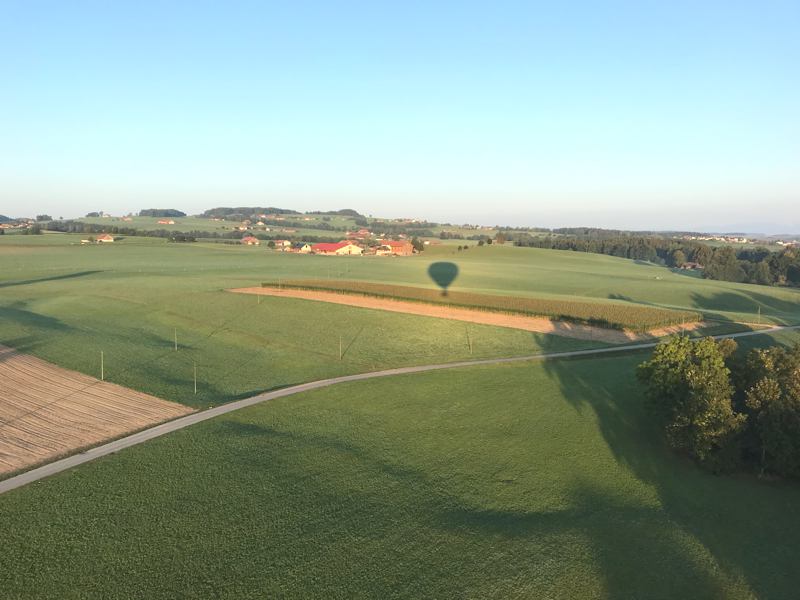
{"left": 97, "top": 234, "right": 115, "bottom": 243}
{"left": 311, "top": 241, "right": 363, "bottom": 256}
{"left": 376, "top": 240, "right": 413, "bottom": 256}
{"left": 241, "top": 235, "right": 260, "bottom": 246}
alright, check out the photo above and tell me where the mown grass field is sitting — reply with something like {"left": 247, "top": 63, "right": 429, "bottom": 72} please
{"left": 0, "top": 235, "right": 608, "bottom": 409}
{"left": 2, "top": 234, "right": 799, "bottom": 410}
{"left": 1, "top": 331, "right": 799, "bottom": 599}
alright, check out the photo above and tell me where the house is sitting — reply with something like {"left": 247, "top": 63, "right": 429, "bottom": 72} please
{"left": 311, "top": 241, "right": 363, "bottom": 256}
{"left": 97, "top": 234, "right": 115, "bottom": 243}
{"left": 272, "top": 239, "right": 292, "bottom": 250}
{"left": 376, "top": 240, "right": 414, "bottom": 256}
{"left": 680, "top": 262, "right": 702, "bottom": 270}
{"left": 157, "top": 219, "right": 176, "bottom": 225}
{"left": 241, "top": 236, "right": 260, "bottom": 246}
{"left": 295, "top": 242, "right": 312, "bottom": 253}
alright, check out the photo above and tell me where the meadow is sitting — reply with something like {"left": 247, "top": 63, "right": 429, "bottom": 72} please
{"left": 1, "top": 330, "right": 799, "bottom": 598}
{"left": 2, "top": 234, "right": 799, "bottom": 410}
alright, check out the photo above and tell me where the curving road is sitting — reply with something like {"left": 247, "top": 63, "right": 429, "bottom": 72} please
{"left": 1, "top": 324, "right": 798, "bottom": 496}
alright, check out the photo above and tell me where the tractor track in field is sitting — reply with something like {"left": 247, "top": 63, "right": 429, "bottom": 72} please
{"left": 1, "top": 324, "right": 799, "bottom": 496}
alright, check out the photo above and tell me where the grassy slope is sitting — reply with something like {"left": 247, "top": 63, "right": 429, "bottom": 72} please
{"left": 2, "top": 332, "right": 799, "bottom": 599}
{"left": 0, "top": 235, "right": 605, "bottom": 408}
{"left": 2, "top": 235, "right": 799, "bottom": 408}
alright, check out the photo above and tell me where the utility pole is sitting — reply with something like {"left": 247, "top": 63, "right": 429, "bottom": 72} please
{"left": 100, "top": 351, "right": 104, "bottom": 381}
{"left": 174, "top": 328, "right": 178, "bottom": 351}
{"left": 757, "top": 305, "right": 761, "bottom": 325}
{"left": 339, "top": 335, "right": 343, "bottom": 360}
{"left": 194, "top": 361, "right": 197, "bottom": 395}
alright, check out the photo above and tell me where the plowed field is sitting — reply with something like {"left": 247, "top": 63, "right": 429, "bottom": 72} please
{"left": 0, "top": 345, "right": 193, "bottom": 475}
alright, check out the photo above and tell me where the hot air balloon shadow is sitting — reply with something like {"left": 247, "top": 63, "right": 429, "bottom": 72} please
{"left": 428, "top": 262, "right": 459, "bottom": 296}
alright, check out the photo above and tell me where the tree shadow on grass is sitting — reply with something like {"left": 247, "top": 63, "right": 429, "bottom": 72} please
{"left": 0, "top": 270, "right": 104, "bottom": 289}
{"left": 541, "top": 352, "right": 800, "bottom": 598}
{"left": 210, "top": 418, "right": 737, "bottom": 598}
{"left": 690, "top": 290, "right": 800, "bottom": 326}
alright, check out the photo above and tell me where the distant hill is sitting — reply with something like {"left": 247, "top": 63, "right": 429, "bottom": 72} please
{"left": 0, "top": 215, "right": 10, "bottom": 223}
{"left": 201, "top": 207, "right": 300, "bottom": 219}
{"left": 139, "top": 209, "right": 187, "bottom": 218}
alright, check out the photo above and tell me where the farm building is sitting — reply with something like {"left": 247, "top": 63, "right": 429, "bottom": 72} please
{"left": 311, "top": 241, "right": 363, "bottom": 256}
{"left": 241, "top": 236, "right": 260, "bottom": 246}
{"left": 157, "top": 219, "right": 176, "bottom": 225}
{"left": 376, "top": 240, "right": 414, "bottom": 256}
{"left": 272, "top": 239, "right": 292, "bottom": 250}
{"left": 295, "top": 242, "right": 312, "bottom": 253}
{"left": 97, "top": 234, "right": 115, "bottom": 243}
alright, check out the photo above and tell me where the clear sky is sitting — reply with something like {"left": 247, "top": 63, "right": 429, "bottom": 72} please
{"left": 1, "top": 1, "right": 798, "bottom": 232}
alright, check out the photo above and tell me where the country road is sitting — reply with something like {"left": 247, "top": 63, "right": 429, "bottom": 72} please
{"left": 1, "top": 324, "right": 798, "bottom": 496}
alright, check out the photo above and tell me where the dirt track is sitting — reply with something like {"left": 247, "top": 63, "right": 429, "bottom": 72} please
{"left": 229, "top": 287, "right": 704, "bottom": 343}
{"left": 0, "top": 345, "right": 193, "bottom": 475}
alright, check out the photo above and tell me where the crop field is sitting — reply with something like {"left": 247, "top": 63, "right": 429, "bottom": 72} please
{"left": 1, "top": 235, "right": 798, "bottom": 412}
{"left": 0, "top": 235, "right": 614, "bottom": 409}
{"left": 1, "top": 329, "right": 799, "bottom": 598}
{"left": 0, "top": 344, "right": 192, "bottom": 475}
{"left": 260, "top": 279, "right": 701, "bottom": 331}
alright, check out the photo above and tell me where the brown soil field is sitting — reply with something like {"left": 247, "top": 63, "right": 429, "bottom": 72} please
{"left": 229, "top": 287, "right": 705, "bottom": 343}
{"left": 0, "top": 345, "right": 193, "bottom": 476}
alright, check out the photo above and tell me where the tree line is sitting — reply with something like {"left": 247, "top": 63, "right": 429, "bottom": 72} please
{"left": 638, "top": 336, "right": 800, "bottom": 478}
{"left": 511, "top": 233, "right": 800, "bottom": 287}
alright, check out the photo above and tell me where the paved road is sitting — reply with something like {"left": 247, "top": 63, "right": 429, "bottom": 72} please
{"left": 1, "top": 324, "right": 798, "bottom": 496}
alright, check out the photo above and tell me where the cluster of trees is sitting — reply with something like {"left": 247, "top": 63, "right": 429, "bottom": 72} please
{"left": 638, "top": 336, "right": 800, "bottom": 478}
{"left": 201, "top": 206, "right": 299, "bottom": 219}
{"left": 139, "top": 209, "right": 186, "bottom": 217}
{"left": 35, "top": 214, "right": 52, "bottom": 221}
{"left": 513, "top": 232, "right": 800, "bottom": 287}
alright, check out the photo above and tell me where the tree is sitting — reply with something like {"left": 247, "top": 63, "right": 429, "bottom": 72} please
{"left": 691, "top": 245, "right": 713, "bottom": 266}
{"left": 704, "top": 247, "right": 746, "bottom": 282}
{"left": 495, "top": 233, "right": 507, "bottom": 244}
{"left": 671, "top": 249, "right": 687, "bottom": 268}
{"left": 486, "top": 238, "right": 493, "bottom": 245}
{"left": 36, "top": 214, "right": 52, "bottom": 222}
{"left": 86, "top": 212, "right": 101, "bottom": 218}
{"left": 743, "top": 345, "right": 800, "bottom": 477}
{"left": 637, "top": 336, "right": 745, "bottom": 467}
{"left": 411, "top": 236, "right": 424, "bottom": 252}
{"left": 477, "top": 240, "right": 485, "bottom": 246}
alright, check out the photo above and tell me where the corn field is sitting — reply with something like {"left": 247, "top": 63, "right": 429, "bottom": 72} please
{"left": 262, "top": 279, "right": 701, "bottom": 332}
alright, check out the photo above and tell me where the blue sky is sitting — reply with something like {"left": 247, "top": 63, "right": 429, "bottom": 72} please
{"left": 1, "top": 1, "right": 798, "bottom": 232}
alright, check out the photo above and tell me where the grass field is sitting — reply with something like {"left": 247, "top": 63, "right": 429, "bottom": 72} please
{"left": 2, "top": 234, "right": 799, "bottom": 410}
{"left": 1, "top": 331, "right": 799, "bottom": 599}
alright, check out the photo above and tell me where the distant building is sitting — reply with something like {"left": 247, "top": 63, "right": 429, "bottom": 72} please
{"left": 241, "top": 236, "right": 260, "bottom": 246}
{"left": 311, "top": 241, "right": 363, "bottom": 255}
{"left": 97, "top": 234, "right": 115, "bottom": 243}
{"left": 272, "top": 239, "right": 292, "bottom": 250}
{"left": 376, "top": 240, "right": 414, "bottom": 256}
{"left": 157, "top": 219, "right": 176, "bottom": 225}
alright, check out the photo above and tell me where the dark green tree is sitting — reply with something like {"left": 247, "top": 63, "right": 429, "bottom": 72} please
{"left": 637, "top": 336, "right": 745, "bottom": 467}
{"left": 743, "top": 345, "right": 800, "bottom": 477}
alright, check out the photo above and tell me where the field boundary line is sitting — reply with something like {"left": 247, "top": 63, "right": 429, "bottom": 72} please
{"left": 1, "top": 324, "right": 798, "bottom": 496}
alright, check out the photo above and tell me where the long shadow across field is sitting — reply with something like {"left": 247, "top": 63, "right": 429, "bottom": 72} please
{"left": 541, "top": 350, "right": 800, "bottom": 598}
{"left": 213, "top": 416, "right": 735, "bottom": 597}
{"left": 0, "top": 270, "right": 104, "bottom": 289}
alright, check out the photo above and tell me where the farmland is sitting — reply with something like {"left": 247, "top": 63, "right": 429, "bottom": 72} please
{"left": 1, "top": 330, "right": 799, "bottom": 598}
{"left": 0, "top": 345, "right": 192, "bottom": 475}
{"left": 2, "top": 233, "right": 800, "bottom": 598}
{"left": 1, "top": 234, "right": 799, "bottom": 411}
{"left": 258, "top": 279, "right": 701, "bottom": 331}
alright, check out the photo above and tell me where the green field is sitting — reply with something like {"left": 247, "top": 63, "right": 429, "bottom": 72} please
{"left": 2, "top": 333, "right": 799, "bottom": 598}
{"left": 2, "top": 234, "right": 799, "bottom": 410}
{"left": 2, "top": 235, "right": 800, "bottom": 597}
